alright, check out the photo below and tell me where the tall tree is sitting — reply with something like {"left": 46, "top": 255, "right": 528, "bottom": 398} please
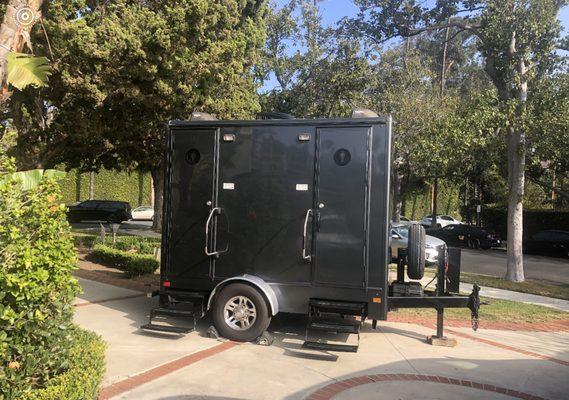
{"left": 32, "top": 0, "right": 267, "bottom": 230}
{"left": 349, "top": 0, "right": 566, "bottom": 281}
{"left": 262, "top": 0, "right": 372, "bottom": 117}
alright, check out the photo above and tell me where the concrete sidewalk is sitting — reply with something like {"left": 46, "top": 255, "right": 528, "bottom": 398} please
{"left": 73, "top": 277, "right": 569, "bottom": 400}
{"left": 460, "top": 282, "right": 569, "bottom": 312}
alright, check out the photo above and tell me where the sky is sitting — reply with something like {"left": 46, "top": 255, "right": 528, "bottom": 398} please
{"left": 261, "top": 0, "right": 569, "bottom": 92}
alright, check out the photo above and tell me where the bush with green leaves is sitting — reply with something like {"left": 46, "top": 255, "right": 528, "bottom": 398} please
{"left": 0, "top": 156, "right": 82, "bottom": 397}
{"left": 109, "top": 236, "right": 161, "bottom": 255}
{"left": 90, "top": 244, "right": 158, "bottom": 277}
{"left": 22, "top": 328, "right": 106, "bottom": 400}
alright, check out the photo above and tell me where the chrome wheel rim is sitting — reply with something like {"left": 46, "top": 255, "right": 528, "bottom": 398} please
{"left": 224, "top": 295, "right": 257, "bottom": 331}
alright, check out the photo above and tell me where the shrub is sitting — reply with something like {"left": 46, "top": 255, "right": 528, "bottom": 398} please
{"left": 109, "top": 235, "right": 161, "bottom": 255}
{"left": 0, "top": 157, "right": 80, "bottom": 397}
{"left": 22, "top": 327, "right": 106, "bottom": 400}
{"left": 90, "top": 244, "right": 158, "bottom": 277}
{"left": 72, "top": 233, "right": 99, "bottom": 250}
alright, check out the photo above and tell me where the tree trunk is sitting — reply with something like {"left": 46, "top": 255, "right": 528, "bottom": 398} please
{"left": 504, "top": 50, "right": 529, "bottom": 282}
{"left": 391, "top": 169, "right": 403, "bottom": 222}
{"left": 0, "top": 0, "right": 44, "bottom": 100}
{"left": 151, "top": 165, "right": 164, "bottom": 232}
{"left": 137, "top": 171, "right": 144, "bottom": 206}
{"left": 88, "top": 171, "right": 95, "bottom": 200}
{"left": 75, "top": 170, "right": 81, "bottom": 201}
{"left": 431, "top": 177, "right": 438, "bottom": 228}
{"left": 505, "top": 126, "right": 526, "bottom": 282}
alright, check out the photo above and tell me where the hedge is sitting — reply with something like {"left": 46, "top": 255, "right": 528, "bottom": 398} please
{"left": 22, "top": 328, "right": 106, "bottom": 400}
{"left": 108, "top": 236, "right": 161, "bottom": 255}
{"left": 90, "top": 244, "right": 158, "bottom": 277}
{"left": 478, "top": 207, "right": 569, "bottom": 239}
{"left": 73, "top": 233, "right": 160, "bottom": 254}
{"left": 58, "top": 168, "right": 152, "bottom": 207}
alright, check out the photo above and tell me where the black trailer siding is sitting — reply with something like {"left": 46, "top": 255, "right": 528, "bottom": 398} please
{"left": 214, "top": 125, "right": 315, "bottom": 283}
{"left": 162, "top": 118, "right": 391, "bottom": 319}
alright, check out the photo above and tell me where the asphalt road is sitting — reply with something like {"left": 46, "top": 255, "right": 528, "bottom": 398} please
{"left": 71, "top": 221, "right": 568, "bottom": 285}
{"left": 460, "top": 248, "right": 569, "bottom": 286}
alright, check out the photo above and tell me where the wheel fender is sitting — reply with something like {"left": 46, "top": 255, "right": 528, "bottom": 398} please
{"left": 207, "top": 274, "right": 279, "bottom": 316}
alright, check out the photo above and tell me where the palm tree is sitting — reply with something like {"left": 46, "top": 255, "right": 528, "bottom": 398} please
{"left": 0, "top": 0, "right": 49, "bottom": 102}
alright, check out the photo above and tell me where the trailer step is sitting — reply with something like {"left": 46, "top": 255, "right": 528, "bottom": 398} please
{"left": 302, "top": 341, "right": 358, "bottom": 353}
{"left": 151, "top": 305, "right": 199, "bottom": 318}
{"left": 140, "top": 323, "right": 193, "bottom": 334}
{"left": 309, "top": 299, "right": 366, "bottom": 316}
{"left": 308, "top": 318, "right": 360, "bottom": 334}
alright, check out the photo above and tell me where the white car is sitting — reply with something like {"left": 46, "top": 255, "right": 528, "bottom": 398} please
{"left": 131, "top": 206, "right": 154, "bottom": 221}
{"left": 420, "top": 214, "right": 463, "bottom": 228}
{"left": 390, "top": 224, "right": 446, "bottom": 265}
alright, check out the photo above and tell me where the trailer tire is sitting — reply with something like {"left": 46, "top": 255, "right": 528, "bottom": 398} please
{"left": 407, "top": 224, "right": 426, "bottom": 280}
{"left": 212, "top": 283, "right": 271, "bottom": 342}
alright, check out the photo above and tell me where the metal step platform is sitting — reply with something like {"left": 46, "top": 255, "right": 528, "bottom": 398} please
{"left": 141, "top": 295, "right": 205, "bottom": 335}
{"left": 308, "top": 318, "right": 360, "bottom": 334}
{"left": 302, "top": 299, "right": 366, "bottom": 353}
{"left": 302, "top": 341, "right": 359, "bottom": 353}
{"left": 139, "top": 323, "right": 193, "bottom": 334}
{"left": 309, "top": 299, "right": 367, "bottom": 316}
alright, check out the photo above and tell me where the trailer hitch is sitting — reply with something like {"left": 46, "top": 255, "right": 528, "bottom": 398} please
{"left": 467, "top": 284, "right": 481, "bottom": 331}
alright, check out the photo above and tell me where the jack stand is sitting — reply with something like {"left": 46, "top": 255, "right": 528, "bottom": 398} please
{"left": 427, "top": 309, "right": 457, "bottom": 347}
{"left": 255, "top": 331, "right": 274, "bottom": 346}
{"left": 427, "top": 246, "right": 457, "bottom": 347}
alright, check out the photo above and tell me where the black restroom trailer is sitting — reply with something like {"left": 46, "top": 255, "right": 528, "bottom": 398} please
{"left": 142, "top": 114, "right": 480, "bottom": 351}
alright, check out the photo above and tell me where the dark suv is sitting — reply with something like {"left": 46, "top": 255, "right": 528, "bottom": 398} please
{"left": 67, "top": 200, "right": 132, "bottom": 223}
{"left": 426, "top": 224, "right": 501, "bottom": 250}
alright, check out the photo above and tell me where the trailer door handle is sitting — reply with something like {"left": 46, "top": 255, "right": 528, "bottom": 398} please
{"left": 205, "top": 207, "right": 222, "bottom": 256}
{"left": 302, "top": 209, "right": 313, "bottom": 261}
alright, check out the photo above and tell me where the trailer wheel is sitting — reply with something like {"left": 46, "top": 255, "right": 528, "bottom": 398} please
{"left": 212, "top": 283, "right": 271, "bottom": 342}
{"left": 407, "top": 224, "right": 426, "bottom": 280}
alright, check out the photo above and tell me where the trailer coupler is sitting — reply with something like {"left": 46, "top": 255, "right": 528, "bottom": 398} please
{"left": 467, "top": 284, "right": 481, "bottom": 331}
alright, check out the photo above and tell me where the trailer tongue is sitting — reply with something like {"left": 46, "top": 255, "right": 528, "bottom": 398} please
{"left": 141, "top": 112, "right": 481, "bottom": 351}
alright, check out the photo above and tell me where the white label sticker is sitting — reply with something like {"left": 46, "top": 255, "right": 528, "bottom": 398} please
{"left": 296, "top": 184, "right": 308, "bottom": 191}
{"left": 223, "top": 183, "right": 235, "bottom": 190}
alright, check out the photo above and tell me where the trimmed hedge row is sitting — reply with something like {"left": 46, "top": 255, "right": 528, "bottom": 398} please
{"left": 478, "top": 207, "right": 569, "bottom": 239}
{"left": 22, "top": 328, "right": 106, "bottom": 400}
{"left": 90, "top": 244, "right": 158, "bottom": 277}
{"left": 109, "top": 236, "right": 161, "bottom": 255}
{"left": 73, "top": 233, "right": 160, "bottom": 254}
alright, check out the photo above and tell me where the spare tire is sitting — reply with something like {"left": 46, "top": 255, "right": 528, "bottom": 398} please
{"left": 407, "top": 224, "right": 426, "bottom": 280}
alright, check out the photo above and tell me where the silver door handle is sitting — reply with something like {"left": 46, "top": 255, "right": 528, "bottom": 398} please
{"left": 205, "top": 207, "right": 222, "bottom": 256}
{"left": 302, "top": 209, "right": 313, "bottom": 261}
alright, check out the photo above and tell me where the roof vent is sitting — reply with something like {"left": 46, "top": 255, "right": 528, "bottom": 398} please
{"left": 351, "top": 108, "right": 379, "bottom": 118}
{"left": 257, "top": 112, "right": 295, "bottom": 120}
{"left": 190, "top": 112, "right": 217, "bottom": 121}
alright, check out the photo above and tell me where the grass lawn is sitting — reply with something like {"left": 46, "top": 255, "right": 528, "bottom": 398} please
{"left": 389, "top": 264, "right": 569, "bottom": 301}
{"left": 391, "top": 296, "right": 568, "bottom": 324}
{"left": 460, "top": 272, "right": 569, "bottom": 301}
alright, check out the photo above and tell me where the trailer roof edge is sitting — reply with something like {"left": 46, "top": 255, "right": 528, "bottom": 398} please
{"left": 167, "top": 116, "right": 389, "bottom": 128}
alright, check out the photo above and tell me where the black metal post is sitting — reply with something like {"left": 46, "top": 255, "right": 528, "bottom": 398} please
{"left": 396, "top": 248, "right": 407, "bottom": 283}
{"left": 435, "top": 245, "right": 446, "bottom": 338}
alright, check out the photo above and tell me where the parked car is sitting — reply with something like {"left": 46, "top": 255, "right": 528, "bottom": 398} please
{"left": 420, "top": 214, "right": 463, "bottom": 228}
{"left": 426, "top": 224, "right": 500, "bottom": 250}
{"left": 524, "top": 230, "right": 569, "bottom": 258}
{"left": 67, "top": 200, "right": 132, "bottom": 223}
{"left": 390, "top": 223, "right": 446, "bottom": 265}
{"left": 131, "top": 205, "right": 154, "bottom": 221}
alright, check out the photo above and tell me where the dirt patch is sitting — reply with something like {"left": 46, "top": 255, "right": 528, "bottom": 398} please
{"left": 74, "top": 252, "right": 159, "bottom": 293}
